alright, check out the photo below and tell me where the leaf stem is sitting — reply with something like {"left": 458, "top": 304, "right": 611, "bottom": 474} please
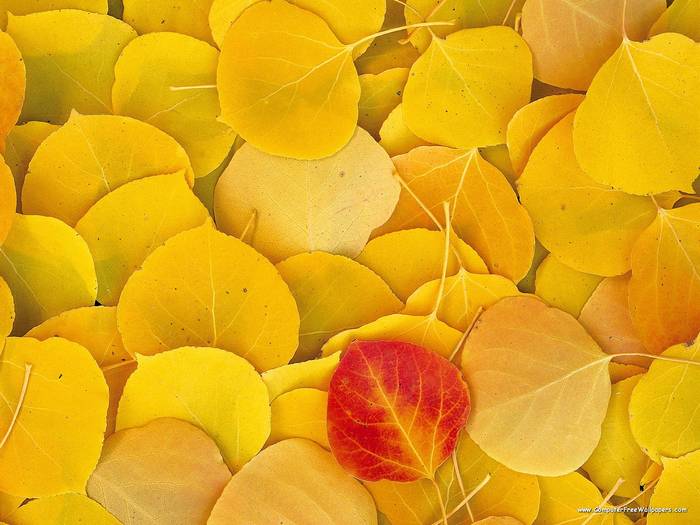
{"left": 429, "top": 473, "right": 492, "bottom": 525}
{"left": 350, "top": 21, "right": 454, "bottom": 49}
{"left": 0, "top": 363, "right": 32, "bottom": 449}
{"left": 613, "top": 352, "right": 700, "bottom": 368}
{"left": 581, "top": 477, "right": 624, "bottom": 525}
{"left": 431, "top": 202, "right": 452, "bottom": 318}
{"left": 449, "top": 306, "right": 483, "bottom": 363}
{"left": 430, "top": 477, "right": 449, "bottom": 525}
{"left": 169, "top": 84, "right": 217, "bottom": 91}
{"left": 239, "top": 209, "right": 258, "bottom": 242}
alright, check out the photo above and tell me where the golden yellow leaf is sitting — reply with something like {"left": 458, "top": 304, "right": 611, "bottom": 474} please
{"left": 22, "top": 113, "right": 194, "bottom": 226}
{"left": 123, "top": 0, "right": 216, "bottom": 44}
{"left": 6, "top": 10, "right": 136, "bottom": 123}
{"left": 376, "top": 147, "right": 534, "bottom": 282}
{"left": 629, "top": 338, "right": 700, "bottom": 462}
{"left": 0, "top": 0, "right": 108, "bottom": 28}
{"left": 87, "top": 418, "right": 231, "bottom": 524}
{"left": 648, "top": 450, "right": 700, "bottom": 524}
{"left": 535, "top": 255, "right": 603, "bottom": 317}
{"left": 11, "top": 494, "right": 118, "bottom": 524}
{"left": 214, "top": 128, "right": 400, "bottom": 262}
{"left": 0, "top": 491, "right": 22, "bottom": 521}
{"left": 473, "top": 519, "right": 525, "bottom": 525}
{"left": 0, "top": 156, "right": 14, "bottom": 245}
{"left": 321, "top": 313, "right": 463, "bottom": 360}
{"left": 404, "top": 268, "right": 520, "bottom": 331}
{"left": 608, "top": 362, "right": 647, "bottom": 384}
{"left": 506, "top": 94, "right": 584, "bottom": 175}
{"left": 116, "top": 346, "right": 270, "bottom": 471}
{"left": 366, "top": 432, "right": 540, "bottom": 525}
{"left": 629, "top": 204, "right": 700, "bottom": 354}
{"left": 268, "top": 388, "right": 329, "bottom": 449}
{"left": 0, "top": 31, "right": 24, "bottom": 151}
{"left": 76, "top": 173, "right": 210, "bottom": 305}
{"left": 358, "top": 68, "right": 409, "bottom": 138}
{"left": 276, "top": 252, "right": 402, "bottom": 362}
{"left": 0, "top": 337, "right": 108, "bottom": 497}
{"left": 403, "top": 27, "right": 532, "bottom": 149}
{"left": 26, "top": 306, "right": 135, "bottom": 436}
{"left": 521, "top": 0, "right": 664, "bottom": 90}
{"left": 208, "top": 0, "right": 256, "bottom": 47}
{"left": 117, "top": 224, "right": 299, "bottom": 371}
{"left": 357, "top": 228, "right": 487, "bottom": 301}
{"left": 113, "top": 32, "right": 236, "bottom": 177}
{"left": 479, "top": 144, "right": 517, "bottom": 186}
{"left": 217, "top": 0, "right": 361, "bottom": 159}
{"left": 573, "top": 34, "right": 700, "bottom": 195}
{"left": 0, "top": 215, "right": 97, "bottom": 335}
{"left": 583, "top": 376, "right": 650, "bottom": 498}
{"left": 462, "top": 296, "right": 612, "bottom": 475}
{"left": 192, "top": 147, "right": 235, "bottom": 216}
{"left": 208, "top": 438, "right": 378, "bottom": 525}
{"left": 262, "top": 352, "right": 340, "bottom": 402}
{"left": 519, "top": 113, "right": 657, "bottom": 276}
{"left": 649, "top": 0, "right": 700, "bottom": 41}
{"left": 378, "top": 104, "right": 431, "bottom": 156}
{"left": 0, "top": 276, "right": 12, "bottom": 338}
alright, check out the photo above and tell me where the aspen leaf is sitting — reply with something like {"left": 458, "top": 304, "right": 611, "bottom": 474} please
{"left": 276, "top": 252, "right": 402, "bottom": 362}
{"left": 628, "top": 337, "right": 700, "bottom": 462}
{"left": 112, "top": 32, "right": 236, "bottom": 177}
{"left": 208, "top": 0, "right": 256, "bottom": 48}
{"left": 87, "top": 418, "right": 231, "bottom": 525}
{"left": 648, "top": 450, "right": 700, "bottom": 524}
{"left": 262, "top": 352, "right": 339, "bottom": 402}
{"left": 22, "top": 113, "right": 194, "bottom": 226}
{"left": 629, "top": 204, "right": 700, "bottom": 354}
{"left": 649, "top": 0, "right": 700, "bottom": 41}
{"left": 214, "top": 128, "right": 400, "bottom": 262}
{"left": 76, "top": 173, "right": 210, "bottom": 305}
{"left": 378, "top": 103, "right": 431, "bottom": 156}
{"left": 117, "top": 224, "right": 299, "bottom": 371}
{"left": 116, "top": 346, "right": 270, "bottom": 471}
{"left": 357, "top": 228, "right": 487, "bottom": 301}
{"left": 358, "top": 68, "right": 409, "bottom": 138}
{"left": 26, "top": 306, "right": 135, "bottom": 435}
{"left": 0, "top": 337, "right": 108, "bottom": 497}
{"left": 366, "top": 432, "right": 540, "bottom": 525}
{"left": 519, "top": 113, "right": 658, "bottom": 276}
{"left": 10, "top": 494, "right": 120, "bottom": 525}
{"left": 506, "top": 94, "right": 585, "bottom": 175}
{"left": 573, "top": 34, "right": 700, "bottom": 195}
{"left": 0, "top": 156, "right": 14, "bottom": 245}
{"left": 535, "top": 255, "right": 603, "bottom": 317}
{"left": 268, "top": 388, "right": 329, "bottom": 448}
{"left": 0, "top": 1, "right": 108, "bottom": 28}
{"left": 583, "top": 376, "right": 651, "bottom": 498}
{"left": 0, "top": 276, "right": 13, "bottom": 338}
{"left": 123, "top": 0, "right": 216, "bottom": 45}
{"left": 462, "top": 296, "right": 612, "bottom": 475}
{"left": 208, "top": 439, "right": 378, "bottom": 525}
{"left": 0, "top": 214, "right": 97, "bottom": 335}
{"left": 0, "top": 491, "right": 22, "bottom": 520}
{"left": 217, "top": 0, "right": 361, "bottom": 159}
{"left": 521, "top": 0, "right": 665, "bottom": 90}
{"left": 402, "top": 27, "right": 532, "bottom": 149}
{"left": 6, "top": 10, "right": 136, "bottom": 123}
{"left": 376, "top": 147, "right": 535, "bottom": 282}
{"left": 0, "top": 31, "right": 24, "bottom": 151}
{"left": 479, "top": 144, "right": 517, "bottom": 186}
{"left": 327, "top": 340, "right": 470, "bottom": 481}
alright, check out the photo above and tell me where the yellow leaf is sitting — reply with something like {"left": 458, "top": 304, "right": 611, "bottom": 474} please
{"left": 11, "top": 494, "right": 119, "bottom": 525}
{"left": 0, "top": 337, "right": 108, "bottom": 497}
{"left": 192, "top": 148, "right": 235, "bottom": 216}
{"left": 0, "top": 156, "right": 14, "bottom": 245}
{"left": 358, "top": 68, "right": 409, "bottom": 138}
{"left": 584, "top": 376, "right": 651, "bottom": 498}
{"left": 506, "top": 94, "right": 584, "bottom": 175}
{"left": 535, "top": 255, "right": 603, "bottom": 317}
{"left": 629, "top": 338, "right": 700, "bottom": 462}
{"left": 208, "top": 438, "right": 378, "bottom": 525}
{"left": 321, "top": 313, "right": 463, "bottom": 360}
{"left": 649, "top": 0, "right": 700, "bottom": 41}
{"left": 0, "top": 32, "right": 24, "bottom": 150}
{"left": 366, "top": 432, "right": 540, "bottom": 525}
{"left": 217, "top": 0, "right": 361, "bottom": 159}
{"left": 629, "top": 204, "right": 700, "bottom": 354}
{"left": 378, "top": 104, "right": 432, "bottom": 156}
{"left": 474, "top": 519, "right": 525, "bottom": 525}
{"left": 6, "top": 10, "right": 136, "bottom": 123}
{"left": 376, "top": 147, "right": 534, "bottom": 282}
{"left": 87, "top": 418, "right": 231, "bottom": 524}
{"left": 403, "top": 27, "right": 532, "bottom": 149}
{"left": 117, "top": 224, "right": 299, "bottom": 371}
{"left": 479, "top": 144, "right": 517, "bottom": 186}
{"left": 0, "top": 277, "right": 12, "bottom": 339}
{"left": 214, "top": 128, "right": 400, "bottom": 262}
{"left": 517, "top": 239, "right": 548, "bottom": 294}
{"left": 268, "top": 388, "right": 329, "bottom": 449}
{"left": 262, "top": 352, "right": 340, "bottom": 402}
{"left": 0, "top": 215, "right": 97, "bottom": 335}
{"left": 608, "top": 362, "right": 647, "bottom": 384}
{"left": 26, "top": 306, "right": 134, "bottom": 436}
{"left": 276, "top": 252, "right": 402, "bottom": 362}
{"left": 0, "top": 0, "right": 108, "bottom": 28}
{"left": 22, "top": 113, "right": 194, "bottom": 226}
{"left": 123, "top": 0, "right": 216, "bottom": 45}
{"left": 521, "top": 0, "right": 664, "bottom": 90}
{"left": 208, "top": 0, "right": 256, "bottom": 47}
{"left": 113, "top": 32, "right": 236, "bottom": 177}
{"left": 573, "top": 34, "right": 700, "bottom": 195}
{"left": 116, "top": 346, "right": 270, "bottom": 471}
{"left": 519, "top": 113, "right": 657, "bottom": 276}
{"left": 648, "top": 450, "right": 700, "bottom": 524}
{"left": 76, "top": 173, "right": 210, "bottom": 305}
{"left": 0, "top": 491, "right": 22, "bottom": 520}
{"left": 404, "top": 268, "right": 520, "bottom": 331}
{"left": 462, "top": 296, "right": 611, "bottom": 475}
{"left": 357, "top": 228, "right": 487, "bottom": 301}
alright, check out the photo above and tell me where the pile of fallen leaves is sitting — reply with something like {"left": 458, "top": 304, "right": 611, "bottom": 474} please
{"left": 0, "top": 0, "right": 699, "bottom": 524}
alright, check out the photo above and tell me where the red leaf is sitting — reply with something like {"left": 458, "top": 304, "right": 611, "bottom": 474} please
{"left": 327, "top": 340, "right": 470, "bottom": 482}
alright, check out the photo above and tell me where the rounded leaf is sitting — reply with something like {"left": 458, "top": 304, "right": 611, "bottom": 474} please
{"left": 0, "top": 32, "right": 24, "bottom": 149}
{"left": 11, "top": 494, "right": 119, "bottom": 525}
{"left": 269, "top": 388, "right": 329, "bottom": 448}
{"left": 123, "top": 0, "right": 216, "bottom": 45}
{"left": 0, "top": 156, "right": 15, "bottom": 245}
{"left": 648, "top": 450, "right": 700, "bottom": 524}
{"left": 262, "top": 352, "right": 340, "bottom": 402}
{"left": 534, "top": 255, "right": 602, "bottom": 317}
